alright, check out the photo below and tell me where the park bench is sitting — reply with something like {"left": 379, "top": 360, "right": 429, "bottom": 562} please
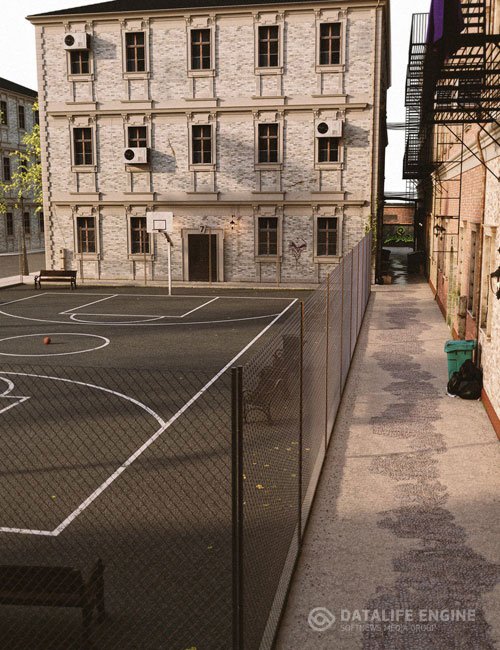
{"left": 34, "top": 270, "right": 77, "bottom": 290}
{"left": 0, "top": 559, "right": 105, "bottom": 647}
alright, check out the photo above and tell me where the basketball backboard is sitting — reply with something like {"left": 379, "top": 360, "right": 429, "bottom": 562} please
{"left": 147, "top": 212, "right": 173, "bottom": 234}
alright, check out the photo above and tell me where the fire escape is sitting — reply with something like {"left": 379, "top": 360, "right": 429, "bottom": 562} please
{"left": 403, "top": 0, "right": 500, "bottom": 266}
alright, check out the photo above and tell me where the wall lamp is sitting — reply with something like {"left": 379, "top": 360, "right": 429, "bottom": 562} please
{"left": 433, "top": 224, "right": 446, "bottom": 237}
{"left": 229, "top": 217, "right": 236, "bottom": 231}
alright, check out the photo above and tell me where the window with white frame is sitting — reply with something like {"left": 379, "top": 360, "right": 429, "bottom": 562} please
{"left": 468, "top": 228, "right": 478, "bottom": 314}
{"left": 258, "top": 25, "right": 279, "bottom": 68}
{"left": 128, "top": 126, "right": 148, "bottom": 148}
{"left": 0, "top": 100, "right": 7, "bottom": 125}
{"left": 18, "top": 105, "right": 26, "bottom": 130}
{"left": 125, "top": 32, "right": 146, "bottom": 73}
{"left": 130, "top": 216, "right": 150, "bottom": 255}
{"left": 480, "top": 228, "right": 497, "bottom": 336}
{"left": 316, "top": 217, "right": 339, "bottom": 257}
{"left": 73, "top": 127, "right": 94, "bottom": 166}
{"left": 77, "top": 216, "right": 97, "bottom": 254}
{"left": 258, "top": 123, "right": 279, "bottom": 164}
{"left": 257, "top": 216, "right": 279, "bottom": 256}
{"left": 191, "top": 124, "right": 213, "bottom": 165}
{"left": 190, "top": 29, "right": 212, "bottom": 71}
{"left": 318, "top": 137, "right": 340, "bottom": 163}
{"left": 319, "top": 23, "right": 342, "bottom": 66}
{"left": 70, "top": 50, "right": 91, "bottom": 75}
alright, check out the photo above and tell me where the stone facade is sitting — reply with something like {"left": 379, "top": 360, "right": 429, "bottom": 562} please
{"left": 29, "top": 0, "right": 390, "bottom": 286}
{"left": 0, "top": 78, "right": 42, "bottom": 254}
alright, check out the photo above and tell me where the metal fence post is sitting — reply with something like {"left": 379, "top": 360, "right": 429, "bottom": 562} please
{"left": 298, "top": 301, "right": 304, "bottom": 545}
{"left": 232, "top": 366, "right": 244, "bottom": 650}
{"left": 340, "top": 261, "right": 344, "bottom": 389}
{"left": 325, "top": 274, "right": 330, "bottom": 450}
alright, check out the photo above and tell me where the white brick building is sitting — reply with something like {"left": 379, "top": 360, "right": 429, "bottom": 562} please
{"left": 0, "top": 78, "right": 42, "bottom": 254}
{"left": 29, "top": 0, "right": 390, "bottom": 285}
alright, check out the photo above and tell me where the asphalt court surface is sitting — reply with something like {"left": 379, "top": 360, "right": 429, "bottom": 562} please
{"left": 0, "top": 286, "right": 307, "bottom": 370}
{"left": 0, "top": 284, "right": 310, "bottom": 648}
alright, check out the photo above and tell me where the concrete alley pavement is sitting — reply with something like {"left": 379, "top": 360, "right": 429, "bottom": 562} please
{"left": 276, "top": 283, "right": 500, "bottom": 650}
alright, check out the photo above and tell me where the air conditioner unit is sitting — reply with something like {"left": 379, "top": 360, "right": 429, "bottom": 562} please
{"left": 124, "top": 147, "right": 149, "bottom": 164}
{"left": 63, "top": 33, "right": 90, "bottom": 50}
{"left": 316, "top": 120, "right": 343, "bottom": 138}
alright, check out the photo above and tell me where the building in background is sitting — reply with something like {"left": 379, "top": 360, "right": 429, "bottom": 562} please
{"left": 28, "top": 0, "right": 390, "bottom": 285}
{"left": 0, "top": 77, "right": 42, "bottom": 254}
{"left": 404, "top": 0, "right": 500, "bottom": 433}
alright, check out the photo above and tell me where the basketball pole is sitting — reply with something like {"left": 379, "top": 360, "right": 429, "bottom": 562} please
{"left": 167, "top": 235, "right": 172, "bottom": 296}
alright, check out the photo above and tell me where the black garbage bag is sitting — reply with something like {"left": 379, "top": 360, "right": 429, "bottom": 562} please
{"left": 447, "top": 359, "right": 483, "bottom": 400}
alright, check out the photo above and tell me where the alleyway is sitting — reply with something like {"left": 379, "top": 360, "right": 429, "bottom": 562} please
{"left": 276, "top": 283, "right": 500, "bottom": 650}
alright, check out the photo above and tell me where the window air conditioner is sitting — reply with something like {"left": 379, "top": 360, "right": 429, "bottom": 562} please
{"left": 316, "top": 120, "right": 343, "bottom": 138}
{"left": 124, "top": 148, "right": 149, "bottom": 164}
{"left": 63, "top": 33, "right": 91, "bottom": 50}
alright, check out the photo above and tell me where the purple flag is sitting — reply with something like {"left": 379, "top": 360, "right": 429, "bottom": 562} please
{"left": 427, "top": 0, "right": 465, "bottom": 57}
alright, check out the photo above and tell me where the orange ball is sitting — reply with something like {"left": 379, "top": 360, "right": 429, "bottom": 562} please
{"left": 43, "top": 336, "right": 51, "bottom": 345}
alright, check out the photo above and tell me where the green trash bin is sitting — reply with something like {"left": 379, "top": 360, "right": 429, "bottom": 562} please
{"left": 444, "top": 340, "right": 476, "bottom": 379}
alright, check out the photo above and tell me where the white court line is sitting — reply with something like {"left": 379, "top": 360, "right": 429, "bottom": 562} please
{"left": 0, "top": 396, "right": 30, "bottom": 417}
{"left": 180, "top": 296, "right": 219, "bottom": 318}
{"left": 0, "top": 297, "right": 298, "bottom": 537}
{"left": 0, "top": 293, "right": 47, "bottom": 307}
{"left": 43, "top": 291, "right": 296, "bottom": 301}
{"left": 67, "top": 312, "right": 282, "bottom": 326}
{"left": 0, "top": 333, "right": 110, "bottom": 357}
{"left": 68, "top": 313, "right": 167, "bottom": 325}
{"left": 0, "top": 377, "right": 15, "bottom": 396}
{"left": 59, "top": 294, "right": 117, "bottom": 315}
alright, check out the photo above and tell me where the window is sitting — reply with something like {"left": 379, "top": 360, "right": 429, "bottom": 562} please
{"left": 258, "top": 26, "right": 279, "bottom": 68}
{"left": 23, "top": 212, "right": 31, "bottom": 235}
{"left": 125, "top": 32, "right": 146, "bottom": 73}
{"left": 128, "top": 126, "right": 147, "bottom": 148}
{"left": 319, "top": 23, "right": 341, "bottom": 66}
{"left": 34, "top": 109, "right": 39, "bottom": 125}
{"left": 73, "top": 128, "right": 93, "bottom": 166}
{"left": 0, "top": 100, "right": 7, "bottom": 125}
{"left": 77, "top": 216, "right": 96, "bottom": 254}
{"left": 190, "top": 29, "right": 211, "bottom": 70}
{"left": 318, "top": 137, "right": 340, "bottom": 163}
{"left": 317, "top": 217, "right": 338, "bottom": 257}
{"left": 6, "top": 212, "right": 13, "bottom": 237}
{"left": 130, "top": 216, "right": 150, "bottom": 255}
{"left": 18, "top": 105, "right": 26, "bottom": 130}
{"left": 468, "top": 229, "right": 478, "bottom": 313}
{"left": 3, "top": 156, "right": 11, "bottom": 181}
{"left": 19, "top": 156, "right": 28, "bottom": 175}
{"left": 258, "top": 123, "right": 279, "bottom": 163}
{"left": 258, "top": 217, "right": 278, "bottom": 256}
{"left": 70, "top": 50, "right": 90, "bottom": 75}
{"left": 192, "top": 125, "right": 212, "bottom": 165}
{"left": 39, "top": 212, "right": 44, "bottom": 234}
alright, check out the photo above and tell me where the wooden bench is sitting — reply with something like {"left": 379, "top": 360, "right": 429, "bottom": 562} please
{"left": 0, "top": 559, "right": 105, "bottom": 647}
{"left": 34, "top": 270, "right": 77, "bottom": 290}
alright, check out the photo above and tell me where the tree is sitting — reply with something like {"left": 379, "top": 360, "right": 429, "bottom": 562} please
{"left": 0, "top": 102, "right": 42, "bottom": 274}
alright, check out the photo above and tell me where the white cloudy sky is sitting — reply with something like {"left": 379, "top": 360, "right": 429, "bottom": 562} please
{"left": 1, "top": 0, "right": 431, "bottom": 193}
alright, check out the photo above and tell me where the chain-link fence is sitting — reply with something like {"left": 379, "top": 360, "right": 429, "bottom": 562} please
{"left": 236, "top": 233, "right": 372, "bottom": 650}
{"left": 0, "top": 233, "right": 371, "bottom": 649}
{"left": 0, "top": 365, "right": 233, "bottom": 649}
